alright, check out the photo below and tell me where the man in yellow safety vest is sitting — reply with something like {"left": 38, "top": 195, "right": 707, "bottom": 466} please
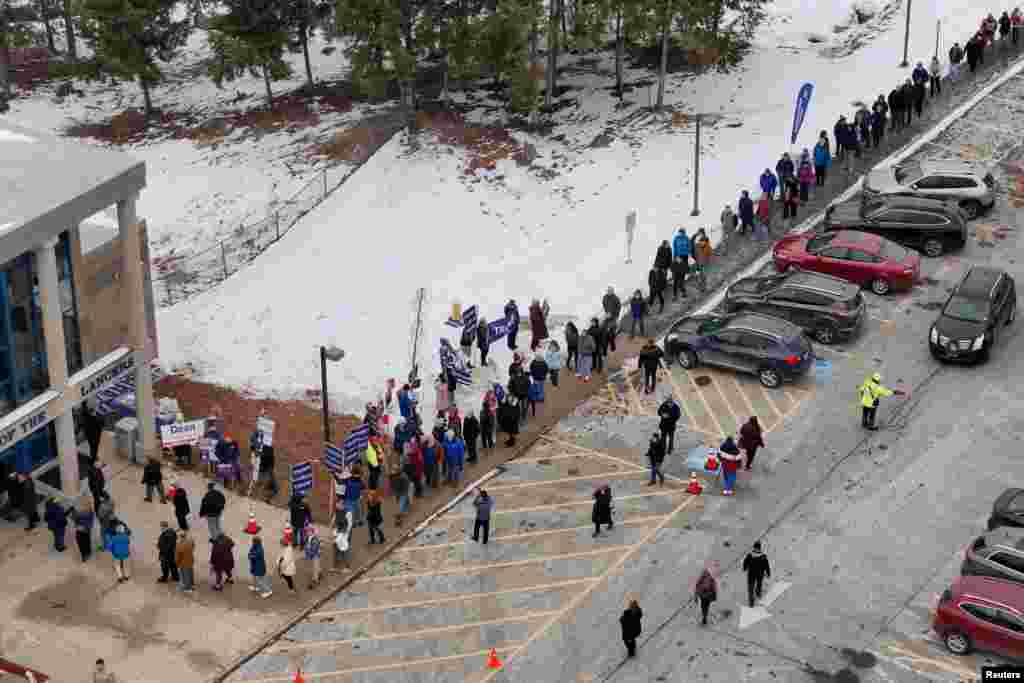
{"left": 859, "top": 372, "right": 893, "bottom": 431}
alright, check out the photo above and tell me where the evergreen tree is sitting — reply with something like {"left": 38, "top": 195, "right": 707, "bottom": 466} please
{"left": 478, "top": 1, "right": 528, "bottom": 87}
{"left": 335, "top": 0, "right": 402, "bottom": 99}
{"left": 284, "top": 0, "right": 330, "bottom": 90}
{"left": 208, "top": 0, "right": 292, "bottom": 109}
{"left": 61, "top": 0, "right": 77, "bottom": 61}
{"left": 82, "top": 0, "right": 191, "bottom": 118}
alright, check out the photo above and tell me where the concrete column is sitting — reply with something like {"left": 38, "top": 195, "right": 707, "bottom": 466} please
{"left": 34, "top": 237, "right": 79, "bottom": 497}
{"left": 117, "top": 195, "right": 157, "bottom": 463}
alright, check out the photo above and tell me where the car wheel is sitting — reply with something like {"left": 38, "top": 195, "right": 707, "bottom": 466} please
{"left": 922, "top": 238, "right": 944, "bottom": 258}
{"left": 813, "top": 325, "right": 837, "bottom": 344}
{"left": 943, "top": 630, "right": 972, "bottom": 656}
{"left": 961, "top": 200, "right": 982, "bottom": 220}
{"left": 870, "top": 278, "right": 891, "bottom": 295}
{"left": 758, "top": 367, "right": 782, "bottom": 388}
{"left": 677, "top": 348, "right": 697, "bottom": 370}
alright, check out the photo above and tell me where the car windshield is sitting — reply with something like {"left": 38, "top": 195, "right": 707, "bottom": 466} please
{"left": 894, "top": 163, "right": 924, "bottom": 185}
{"left": 943, "top": 296, "right": 989, "bottom": 323}
{"left": 879, "top": 241, "right": 909, "bottom": 262}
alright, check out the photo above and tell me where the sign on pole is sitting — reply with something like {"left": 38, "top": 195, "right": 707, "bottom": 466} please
{"left": 790, "top": 83, "right": 814, "bottom": 145}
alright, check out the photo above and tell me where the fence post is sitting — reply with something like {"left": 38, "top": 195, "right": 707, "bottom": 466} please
{"left": 322, "top": 168, "right": 328, "bottom": 198}
{"left": 221, "top": 241, "right": 229, "bottom": 278}
{"left": 275, "top": 211, "right": 281, "bottom": 241}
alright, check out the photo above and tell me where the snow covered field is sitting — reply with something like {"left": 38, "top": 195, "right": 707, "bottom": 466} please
{"left": 5, "top": 0, "right": 999, "bottom": 421}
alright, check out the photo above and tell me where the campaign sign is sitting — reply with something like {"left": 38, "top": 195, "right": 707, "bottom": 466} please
{"left": 487, "top": 318, "right": 510, "bottom": 344}
{"left": 161, "top": 419, "right": 206, "bottom": 448}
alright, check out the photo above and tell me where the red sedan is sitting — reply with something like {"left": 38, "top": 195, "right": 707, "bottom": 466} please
{"left": 772, "top": 229, "right": 921, "bottom": 295}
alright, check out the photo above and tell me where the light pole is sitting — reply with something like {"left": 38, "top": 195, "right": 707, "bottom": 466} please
{"left": 690, "top": 114, "right": 702, "bottom": 216}
{"left": 320, "top": 345, "right": 345, "bottom": 443}
{"left": 899, "top": 0, "right": 912, "bottom": 67}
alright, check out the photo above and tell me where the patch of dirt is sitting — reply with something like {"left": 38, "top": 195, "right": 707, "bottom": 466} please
{"left": 186, "top": 649, "right": 223, "bottom": 673}
{"left": 312, "top": 125, "right": 395, "bottom": 163}
{"left": 414, "top": 109, "right": 533, "bottom": 173}
{"left": 66, "top": 109, "right": 193, "bottom": 144}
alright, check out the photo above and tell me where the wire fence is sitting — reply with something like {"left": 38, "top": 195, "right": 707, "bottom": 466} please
{"left": 153, "top": 127, "right": 404, "bottom": 307}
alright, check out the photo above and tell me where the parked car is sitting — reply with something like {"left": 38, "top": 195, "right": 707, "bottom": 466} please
{"left": 864, "top": 160, "right": 996, "bottom": 219}
{"left": 824, "top": 195, "right": 968, "bottom": 257}
{"left": 990, "top": 489, "right": 1024, "bottom": 531}
{"left": 722, "top": 270, "right": 865, "bottom": 345}
{"left": 662, "top": 312, "right": 815, "bottom": 388}
{"left": 962, "top": 528, "right": 1024, "bottom": 585}
{"left": 929, "top": 266, "right": 1016, "bottom": 363}
{"left": 933, "top": 575, "right": 1024, "bottom": 658}
{"left": 772, "top": 230, "right": 921, "bottom": 295}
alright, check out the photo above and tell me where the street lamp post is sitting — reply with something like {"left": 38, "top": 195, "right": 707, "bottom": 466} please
{"left": 320, "top": 345, "right": 345, "bottom": 444}
{"left": 690, "top": 114, "right": 702, "bottom": 216}
{"left": 899, "top": 0, "right": 912, "bottom": 67}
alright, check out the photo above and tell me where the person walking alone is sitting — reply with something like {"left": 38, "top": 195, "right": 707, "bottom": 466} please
{"left": 176, "top": 529, "right": 195, "bottom": 593}
{"left": 694, "top": 568, "right": 718, "bottom": 626}
{"left": 110, "top": 523, "right": 132, "bottom": 583}
{"left": 629, "top": 290, "right": 647, "bottom": 338}
{"left": 142, "top": 458, "right": 166, "bottom": 503}
{"left": 171, "top": 479, "right": 190, "bottom": 530}
{"left": 157, "top": 521, "right": 179, "bottom": 583}
{"left": 639, "top": 338, "right": 663, "bottom": 394}
{"left": 74, "top": 502, "right": 95, "bottom": 562}
{"left": 44, "top": 497, "right": 68, "bottom": 552}
{"left": 210, "top": 534, "right": 235, "bottom": 591}
{"left": 592, "top": 485, "right": 614, "bottom": 537}
{"left": 199, "top": 482, "right": 226, "bottom": 542}
{"left": 738, "top": 416, "right": 765, "bottom": 470}
{"left": 742, "top": 541, "right": 772, "bottom": 607}
{"left": 248, "top": 536, "right": 272, "bottom": 598}
{"left": 472, "top": 488, "right": 493, "bottom": 544}
{"left": 859, "top": 372, "right": 896, "bottom": 430}
{"left": 657, "top": 396, "right": 682, "bottom": 454}
{"left": 276, "top": 539, "right": 297, "bottom": 592}
{"left": 646, "top": 433, "right": 666, "bottom": 487}
{"left": 620, "top": 600, "right": 643, "bottom": 658}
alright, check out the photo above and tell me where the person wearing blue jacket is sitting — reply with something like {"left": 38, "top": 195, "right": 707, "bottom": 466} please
{"left": 672, "top": 228, "right": 690, "bottom": 260}
{"left": 544, "top": 341, "right": 563, "bottom": 387}
{"left": 110, "top": 523, "right": 132, "bottom": 582}
{"left": 813, "top": 134, "right": 831, "bottom": 187}
{"left": 759, "top": 169, "right": 778, "bottom": 199}
{"left": 249, "top": 536, "right": 272, "bottom": 597}
{"left": 737, "top": 191, "right": 755, "bottom": 234}
{"left": 504, "top": 299, "right": 520, "bottom": 350}
{"left": 443, "top": 431, "right": 465, "bottom": 485}
{"left": 44, "top": 497, "right": 68, "bottom": 552}
{"left": 911, "top": 61, "right": 929, "bottom": 87}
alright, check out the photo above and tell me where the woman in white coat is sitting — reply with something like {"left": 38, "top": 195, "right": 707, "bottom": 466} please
{"left": 276, "top": 540, "right": 297, "bottom": 592}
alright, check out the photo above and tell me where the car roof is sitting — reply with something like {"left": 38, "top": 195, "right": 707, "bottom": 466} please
{"left": 953, "top": 575, "right": 1024, "bottom": 608}
{"left": 918, "top": 159, "right": 983, "bottom": 176}
{"left": 833, "top": 230, "right": 882, "bottom": 250}
{"left": 958, "top": 266, "right": 1004, "bottom": 298}
{"left": 727, "top": 313, "right": 801, "bottom": 338}
{"left": 787, "top": 270, "right": 854, "bottom": 295}
{"left": 996, "top": 488, "right": 1024, "bottom": 509}
{"left": 864, "top": 195, "right": 956, "bottom": 213}
{"left": 982, "top": 527, "right": 1024, "bottom": 551}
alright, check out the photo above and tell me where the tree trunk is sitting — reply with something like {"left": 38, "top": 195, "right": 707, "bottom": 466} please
{"left": 614, "top": 9, "right": 624, "bottom": 97}
{"left": 62, "top": 0, "right": 76, "bottom": 62}
{"left": 544, "top": 0, "right": 558, "bottom": 107}
{"left": 0, "top": 33, "right": 10, "bottom": 112}
{"left": 39, "top": 0, "right": 56, "bottom": 53}
{"left": 561, "top": 0, "right": 568, "bottom": 39}
{"left": 656, "top": 12, "right": 669, "bottom": 110}
{"left": 262, "top": 64, "right": 274, "bottom": 109}
{"left": 440, "top": 51, "right": 450, "bottom": 102}
{"left": 301, "top": 26, "right": 314, "bottom": 89}
{"left": 140, "top": 77, "right": 154, "bottom": 119}
{"left": 529, "top": 21, "right": 539, "bottom": 62}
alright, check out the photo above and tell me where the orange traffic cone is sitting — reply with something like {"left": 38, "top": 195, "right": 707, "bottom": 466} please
{"left": 486, "top": 648, "right": 502, "bottom": 670}
{"left": 293, "top": 669, "right": 305, "bottom": 683}
{"left": 687, "top": 473, "right": 703, "bottom": 495}
{"left": 244, "top": 508, "right": 260, "bottom": 535}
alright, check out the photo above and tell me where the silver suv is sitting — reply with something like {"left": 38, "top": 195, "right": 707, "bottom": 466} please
{"left": 962, "top": 527, "right": 1024, "bottom": 585}
{"left": 863, "top": 160, "right": 996, "bottom": 219}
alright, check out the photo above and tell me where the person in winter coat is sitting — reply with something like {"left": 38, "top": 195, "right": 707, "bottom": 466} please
{"left": 459, "top": 324, "right": 475, "bottom": 367}
{"left": 402, "top": 438, "right": 423, "bottom": 498}
{"left": 96, "top": 495, "right": 115, "bottom": 549}
{"left": 87, "top": 460, "right": 107, "bottom": 512}
{"left": 694, "top": 568, "right": 718, "bottom": 625}
{"left": 461, "top": 411, "right": 479, "bottom": 464}
{"left": 418, "top": 434, "right": 436, "bottom": 489}
{"left": 141, "top": 458, "right": 165, "bottom": 503}
{"left": 672, "top": 227, "right": 690, "bottom": 261}
{"left": 983, "top": 14, "right": 997, "bottom": 42}
{"left": 75, "top": 502, "right": 96, "bottom": 562}
{"left": 304, "top": 525, "right": 322, "bottom": 588}
{"left": 199, "top": 482, "right": 226, "bottom": 541}
{"left": 742, "top": 541, "right": 772, "bottom": 607}
{"left": 720, "top": 204, "right": 737, "bottom": 236}
{"left": 670, "top": 256, "right": 688, "bottom": 301}
{"left": 175, "top": 529, "right": 195, "bottom": 592}
{"left": 592, "top": 485, "right": 613, "bottom": 537}
{"left": 759, "top": 169, "right": 778, "bottom": 200}
{"left": 110, "top": 523, "right": 132, "bottom": 582}
{"left": 249, "top": 536, "right": 272, "bottom": 597}
{"left": 508, "top": 352, "right": 525, "bottom": 379}
{"left": 870, "top": 108, "right": 885, "bottom": 148}
{"left": 775, "top": 153, "right": 795, "bottom": 191}
{"left": 813, "top": 135, "right": 831, "bottom": 186}
{"left": 586, "top": 318, "right": 606, "bottom": 374}
{"left": 911, "top": 77, "right": 926, "bottom": 118}
{"left": 900, "top": 79, "right": 915, "bottom": 124}
{"left": 443, "top": 431, "right": 465, "bottom": 485}
{"left": 601, "top": 312, "right": 619, "bottom": 354}
{"left": 541, "top": 341, "right": 562, "bottom": 390}
{"left": 911, "top": 60, "right": 929, "bottom": 88}
{"left": 564, "top": 321, "right": 580, "bottom": 371}
{"left": 210, "top": 534, "right": 235, "bottom": 590}
{"left": 472, "top": 488, "right": 493, "bottom": 544}
{"left": 737, "top": 191, "right": 754, "bottom": 234}
{"left": 504, "top": 299, "right": 520, "bottom": 350}
{"left": 738, "top": 416, "right": 765, "bottom": 470}
{"left": 797, "top": 156, "right": 814, "bottom": 202}
{"left": 276, "top": 540, "right": 297, "bottom": 592}
{"left": 1012, "top": 10, "right": 1022, "bottom": 45}
{"left": 620, "top": 600, "right": 643, "bottom": 658}
{"left": 756, "top": 193, "right": 772, "bottom": 234}
{"left": 45, "top": 497, "right": 68, "bottom": 552}
{"left": 365, "top": 488, "right": 385, "bottom": 544}
{"left": 646, "top": 433, "right": 666, "bottom": 486}
{"left": 509, "top": 369, "right": 530, "bottom": 424}
{"left": 388, "top": 463, "right": 410, "bottom": 526}
{"left": 647, "top": 266, "right": 667, "bottom": 313}
{"left": 18, "top": 473, "right": 38, "bottom": 531}
{"left": 854, "top": 107, "right": 870, "bottom": 149}
{"left": 782, "top": 176, "right": 799, "bottom": 220}
{"left": 966, "top": 34, "right": 982, "bottom": 72}
{"left": 479, "top": 400, "right": 496, "bottom": 452}
{"left": 638, "top": 338, "right": 663, "bottom": 394}
{"left": 719, "top": 436, "right": 742, "bottom": 496}
{"left": 657, "top": 396, "right": 682, "bottom": 454}
{"left": 156, "top": 521, "right": 178, "bottom": 582}
{"left": 602, "top": 287, "right": 622, "bottom": 320}
{"left": 528, "top": 358, "right": 548, "bottom": 416}
{"left": 578, "top": 327, "right": 596, "bottom": 382}
{"left": 949, "top": 41, "right": 964, "bottom": 80}
{"left": 365, "top": 439, "right": 383, "bottom": 490}
{"left": 476, "top": 318, "right": 491, "bottom": 367}
{"left": 629, "top": 290, "right": 648, "bottom": 338}
{"left": 654, "top": 239, "right": 672, "bottom": 273}
{"left": 288, "top": 493, "right": 311, "bottom": 548}
{"left": 528, "top": 299, "right": 548, "bottom": 351}
{"left": 887, "top": 88, "right": 902, "bottom": 131}
{"left": 929, "top": 56, "right": 942, "bottom": 97}
{"left": 498, "top": 397, "right": 520, "bottom": 447}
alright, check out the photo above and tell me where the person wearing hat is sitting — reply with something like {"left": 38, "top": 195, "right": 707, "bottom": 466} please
{"left": 858, "top": 372, "right": 894, "bottom": 430}
{"left": 199, "top": 482, "right": 226, "bottom": 542}
{"left": 742, "top": 541, "right": 772, "bottom": 607}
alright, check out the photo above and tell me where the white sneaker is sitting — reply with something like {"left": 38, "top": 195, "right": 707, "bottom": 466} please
{"left": 260, "top": 591, "right": 273, "bottom": 598}
{"left": 248, "top": 585, "right": 258, "bottom": 592}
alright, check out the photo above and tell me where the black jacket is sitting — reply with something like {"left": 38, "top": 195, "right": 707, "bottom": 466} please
{"left": 639, "top": 344, "right": 664, "bottom": 372}
{"left": 21, "top": 478, "right": 36, "bottom": 514}
{"left": 949, "top": 44, "right": 963, "bottom": 64}
{"left": 602, "top": 292, "right": 622, "bottom": 319}
{"left": 658, "top": 399, "right": 681, "bottom": 430}
{"left": 529, "top": 358, "right": 549, "bottom": 381}
{"left": 480, "top": 402, "right": 495, "bottom": 431}
{"left": 670, "top": 258, "right": 688, "bottom": 283}
{"left": 648, "top": 268, "right": 667, "bottom": 293}
{"left": 258, "top": 445, "right": 275, "bottom": 473}
{"left": 510, "top": 373, "right": 530, "bottom": 400}
{"left": 158, "top": 527, "right": 177, "bottom": 559}
{"left": 912, "top": 82, "right": 926, "bottom": 103}
{"left": 966, "top": 39, "right": 982, "bottom": 63}
{"left": 477, "top": 322, "right": 490, "bottom": 350}
{"left": 565, "top": 322, "right": 579, "bottom": 349}
{"left": 173, "top": 487, "right": 190, "bottom": 516}
{"left": 654, "top": 244, "right": 672, "bottom": 270}
{"left": 289, "top": 495, "right": 311, "bottom": 530}
{"left": 620, "top": 606, "right": 643, "bottom": 639}
{"left": 647, "top": 439, "right": 665, "bottom": 465}
{"left": 462, "top": 415, "right": 480, "bottom": 443}
{"left": 592, "top": 489, "right": 613, "bottom": 524}
{"left": 199, "top": 489, "right": 226, "bottom": 518}
{"left": 586, "top": 323, "right": 605, "bottom": 354}
{"left": 498, "top": 401, "right": 519, "bottom": 434}
{"left": 888, "top": 88, "right": 902, "bottom": 111}
{"left": 141, "top": 461, "right": 163, "bottom": 485}
{"left": 45, "top": 500, "right": 68, "bottom": 531}
{"left": 743, "top": 550, "right": 771, "bottom": 580}
{"left": 87, "top": 465, "right": 105, "bottom": 497}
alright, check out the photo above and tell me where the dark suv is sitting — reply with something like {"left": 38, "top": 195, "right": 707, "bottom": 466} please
{"left": 662, "top": 312, "right": 815, "bottom": 388}
{"left": 824, "top": 195, "right": 968, "bottom": 257}
{"left": 723, "top": 270, "right": 865, "bottom": 345}
{"left": 930, "top": 266, "right": 1016, "bottom": 363}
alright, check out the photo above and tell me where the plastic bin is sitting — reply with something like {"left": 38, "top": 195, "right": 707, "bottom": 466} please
{"left": 115, "top": 417, "right": 140, "bottom": 464}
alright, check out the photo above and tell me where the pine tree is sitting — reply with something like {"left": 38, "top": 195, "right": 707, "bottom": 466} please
{"left": 208, "top": 0, "right": 292, "bottom": 109}
{"left": 82, "top": 0, "right": 191, "bottom": 118}
{"left": 284, "top": 0, "right": 330, "bottom": 90}
{"left": 61, "top": 0, "right": 77, "bottom": 61}
{"left": 335, "top": 0, "right": 402, "bottom": 98}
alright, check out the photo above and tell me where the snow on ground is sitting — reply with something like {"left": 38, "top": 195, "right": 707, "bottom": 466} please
{"left": 156, "top": 0, "right": 994, "bottom": 422}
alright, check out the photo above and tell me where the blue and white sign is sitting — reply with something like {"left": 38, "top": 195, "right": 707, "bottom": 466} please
{"left": 291, "top": 461, "right": 314, "bottom": 497}
{"left": 487, "top": 318, "right": 510, "bottom": 344}
{"left": 790, "top": 83, "right": 814, "bottom": 145}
